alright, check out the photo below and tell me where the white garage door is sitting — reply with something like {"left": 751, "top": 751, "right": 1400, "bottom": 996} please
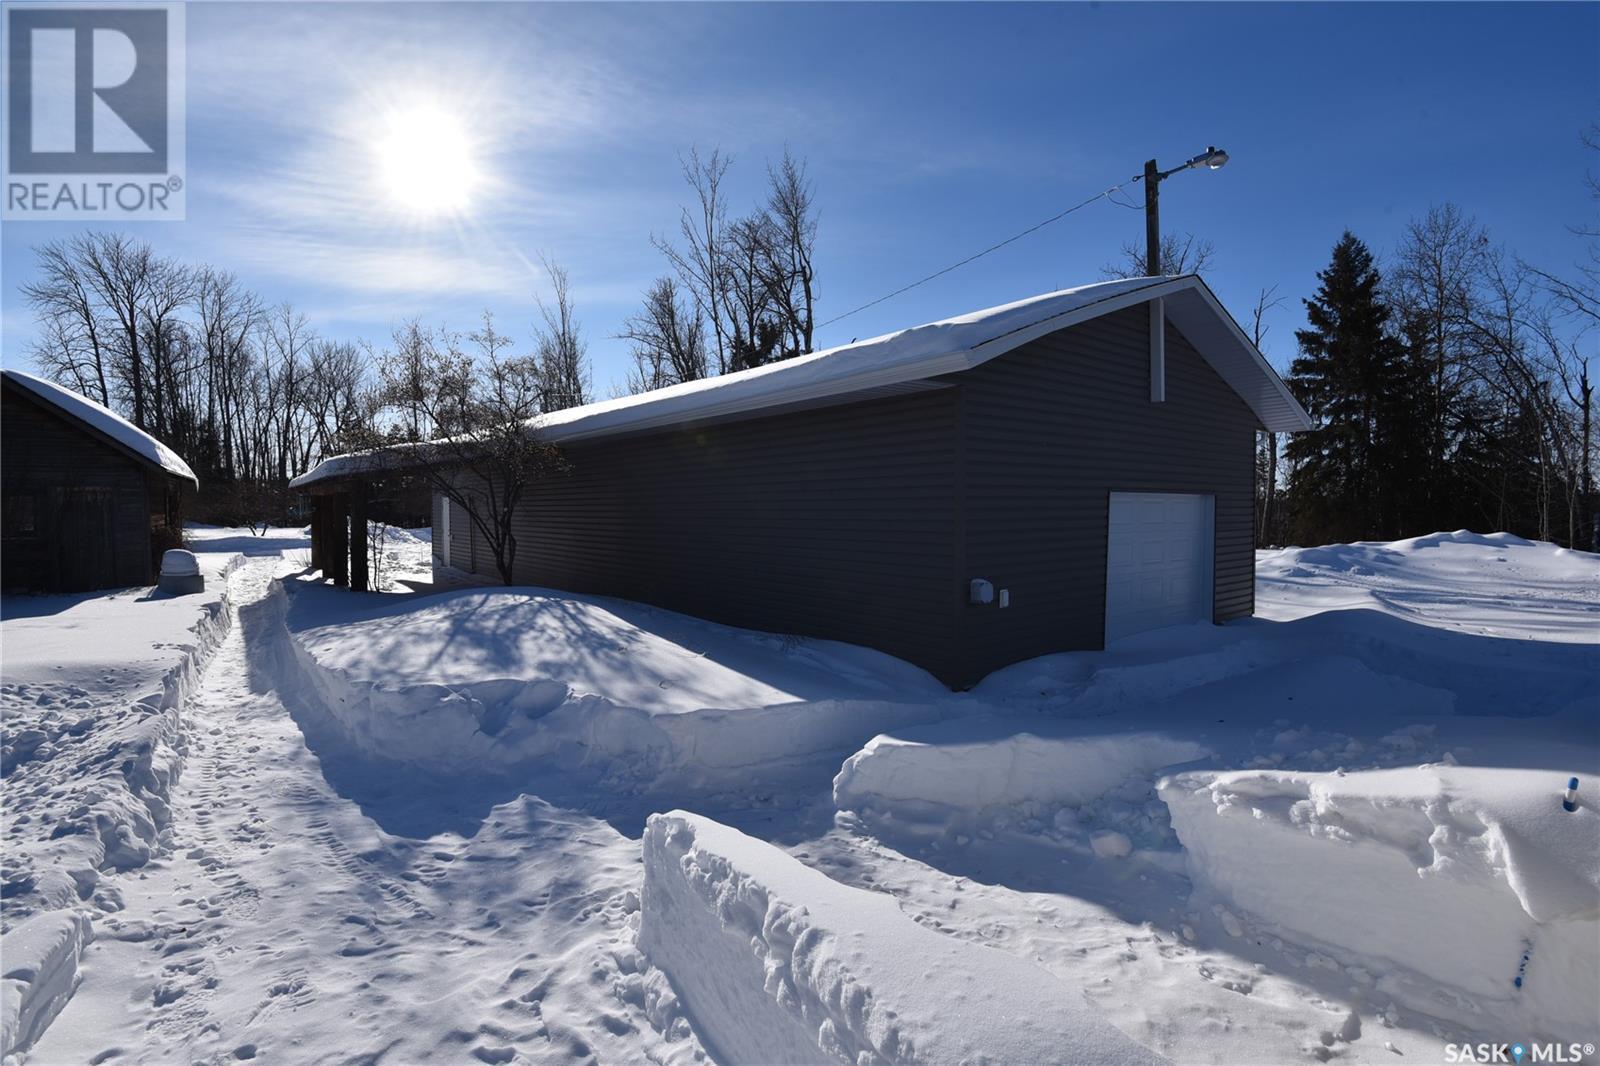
{"left": 1104, "top": 492, "right": 1214, "bottom": 644}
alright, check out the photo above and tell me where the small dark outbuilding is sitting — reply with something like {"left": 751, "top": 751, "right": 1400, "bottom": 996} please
{"left": 2, "top": 369, "right": 197, "bottom": 593}
{"left": 295, "top": 275, "right": 1311, "bottom": 688}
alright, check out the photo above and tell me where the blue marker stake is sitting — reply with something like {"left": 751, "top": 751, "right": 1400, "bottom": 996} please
{"left": 1564, "top": 776, "right": 1580, "bottom": 813}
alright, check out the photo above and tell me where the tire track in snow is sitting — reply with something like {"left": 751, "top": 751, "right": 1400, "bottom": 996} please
{"left": 279, "top": 782, "right": 435, "bottom": 921}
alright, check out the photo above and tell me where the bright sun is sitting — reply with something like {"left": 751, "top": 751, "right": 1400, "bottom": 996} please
{"left": 375, "top": 104, "right": 479, "bottom": 216}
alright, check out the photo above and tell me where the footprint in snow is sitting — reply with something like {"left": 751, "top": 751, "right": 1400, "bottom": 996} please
{"left": 153, "top": 982, "right": 187, "bottom": 1006}
{"left": 1196, "top": 960, "right": 1255, "bottom": 994}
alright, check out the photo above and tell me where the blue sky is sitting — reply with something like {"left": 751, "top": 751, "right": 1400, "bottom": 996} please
{"left": 2, "top": 1, "right": 1595, "bottom": 395}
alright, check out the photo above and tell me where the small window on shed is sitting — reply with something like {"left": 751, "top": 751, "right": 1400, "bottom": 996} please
{"left": 4, "top": 495, "right": 39, "bottom": 537}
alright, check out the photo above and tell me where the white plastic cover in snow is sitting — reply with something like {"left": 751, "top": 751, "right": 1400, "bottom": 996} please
{"left": 160, "top": 549, "right": 200, "bottom": 577}
{"left": 291, "top": 274, "right": 1310, "bottom": 488}
{"left": 3, "top": 369, "right": 198, "bottom": 486}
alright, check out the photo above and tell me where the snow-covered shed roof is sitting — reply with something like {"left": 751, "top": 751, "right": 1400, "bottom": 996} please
{"left": 291, "top": 275, "right": 1309, "bottom": 488}
{"left": 2, "top": 368, "right": 198, "bottom": 487}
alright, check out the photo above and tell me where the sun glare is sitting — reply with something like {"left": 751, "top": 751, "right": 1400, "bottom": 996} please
{"left": 375, "top": 104, "right": 479, "bottom": 217}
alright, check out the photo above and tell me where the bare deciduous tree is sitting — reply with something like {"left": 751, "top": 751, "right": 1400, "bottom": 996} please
{"left": 621, "top": 277, "right": 707, "bottom": 393}
{"left": 1522, "top": 123, "right": 1600, "bottom": 331}
{"left": 654, "top": 147, "right": 735, "bottom": 375}
{"left": 532, "top": 257, "right": 590, "bottom": 412}
{"left": 75, "top": 233, "right": 157, "bottom": 427}
{"left": 385, "top": 319, "right": 437, "bottom": 442}
{"left": 22, "top": 239, "right": 112, "bottom": 404}
{"left": 194, "top": 267, "right": 264, "bottom": 481}
{"left": 761, "top": 150, "right": 818, "bottom": 355}
{"left": 139, "top": 254, "right": 195, "bottom": 438}
{"left": 1390, "top": 202, "right": 1490, "bottom": 506}
{"left": 1251, "top": 285, "right": 1287, "bottom": 544}
{"left": 305, "top": 339, "right": 369, "bottom": 460}
{"left": 643, "top": 146, "right": 820, "bottom": 383}
{"left": 725, "top": 212, "right": 782, "bottom": 369}
{"left": 368, "top": 318, "right": 566, "bottom": 585}
{"left": 1102, "top": 233, "right": 1216, "bottom": 280}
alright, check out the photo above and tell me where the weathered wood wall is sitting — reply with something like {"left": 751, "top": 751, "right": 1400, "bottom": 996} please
{"left": 2, "top": 386, "right": 157, "bottom": 591}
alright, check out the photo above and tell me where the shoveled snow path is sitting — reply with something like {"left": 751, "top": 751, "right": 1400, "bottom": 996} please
{"left": 29, "top": 558, "right": 698, "bottom": 1066}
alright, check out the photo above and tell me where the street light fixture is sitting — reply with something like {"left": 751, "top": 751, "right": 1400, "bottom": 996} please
{"left": 1142, "top": 145, "right": 1229, "bottom": 276}
{"left": 1186, "top": 146, "right": 1229, "bottom": 171}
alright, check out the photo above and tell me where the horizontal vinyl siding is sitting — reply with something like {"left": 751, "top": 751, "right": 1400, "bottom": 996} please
{"left": 956, "top": 305, "right": 1258, "bottom": 683}
{"left": 448, "top": 389, "right": 964, "bottom": 680}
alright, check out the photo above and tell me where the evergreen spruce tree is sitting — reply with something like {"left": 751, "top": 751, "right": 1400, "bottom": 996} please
{"left": 1285, "top": 233, "right": 1407, "bottom": 543}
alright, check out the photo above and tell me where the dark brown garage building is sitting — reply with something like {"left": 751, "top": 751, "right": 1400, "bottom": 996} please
{"left": 295, "top": 276, "right": 1309, "bottom": 688}
{"left": 3, "top": 369, "right": 197, "bottom": 593}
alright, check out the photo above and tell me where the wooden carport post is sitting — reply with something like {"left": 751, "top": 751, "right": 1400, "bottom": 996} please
{"left": 349, "top": 484, "right": 369, "bottom": 592}
{"left": 309, "top": 495, "right": 325, "bottom": 573}
{"left": 328, "top": 492, "right": 349, "bottom": 588}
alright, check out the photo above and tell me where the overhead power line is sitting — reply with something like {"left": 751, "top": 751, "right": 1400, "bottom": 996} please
{"left": 817, "top": 173, "right": 1142, "bottom": 330}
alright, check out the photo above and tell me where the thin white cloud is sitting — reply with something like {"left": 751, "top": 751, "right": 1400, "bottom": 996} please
{"left": 184, "top": 3, "right": 653, "bottom": 302}
{"left": 13, "top": 1, "right": 1080, "bottom": 388}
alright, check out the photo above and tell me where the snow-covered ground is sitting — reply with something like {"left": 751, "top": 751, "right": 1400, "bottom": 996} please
{"left": 1161, "top": 764, "right": 1598, "bottom": 1036}
{"left": 1255, "top": 530, "right": 1598, "bottom": 642}
{"left": 3, "top": 528, "right": 1595, "bottom": 1063}
{"left": 1, "top": 547, "right": 243, "bottom": 1055}
{"left": 365, "top": 524, "right": 434, "bottom": 591}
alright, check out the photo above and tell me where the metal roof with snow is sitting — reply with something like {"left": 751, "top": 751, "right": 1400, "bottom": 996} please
{"left": 291, "top": 274, "right": 1310, "bottom": 488}
{"left": 2, "top": 369, "right": 199, "bottom": 487}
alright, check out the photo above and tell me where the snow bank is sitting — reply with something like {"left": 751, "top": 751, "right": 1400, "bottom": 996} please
{"left": 1258, "top": 531, "right": 1599, "bottom": 643}
{"left": 364, "top": 523, "right": 433, "bottom": 591}
{"left": 1160, "top": 765, "right": 1600, "bottom": 1035}
{"left": 0, "top": 911, "right": 93, "bottom": 1058}
{"left": 834, "top": 717, "right": 1209, "bottom": 842}
{"left": 280, "top": 577, "right": 953, "bottom": 792}
{"left": 2, "top": 553, "right": 243, "bottom": 924}
{"left": 379, "top": 525, "right": 430, "bottom": 546}
{"left": 290, "top": 650, "right": 949, "bottom": 792}
{"left": 979, "top": 599, "right": 1591, "bottom": 725}
{"left": 639, "top": 811, "right": 1165, "bottom": 1065}
{"left": 0, "top": 553, "right": 241, "bottom": 1056}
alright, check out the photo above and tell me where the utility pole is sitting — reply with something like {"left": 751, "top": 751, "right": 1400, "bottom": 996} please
{"left": 1144, "top": 160, "right": 1163, "bottom": 278}
{"left": 1141, "top": 147, "right": 1230, "bottom": 277}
